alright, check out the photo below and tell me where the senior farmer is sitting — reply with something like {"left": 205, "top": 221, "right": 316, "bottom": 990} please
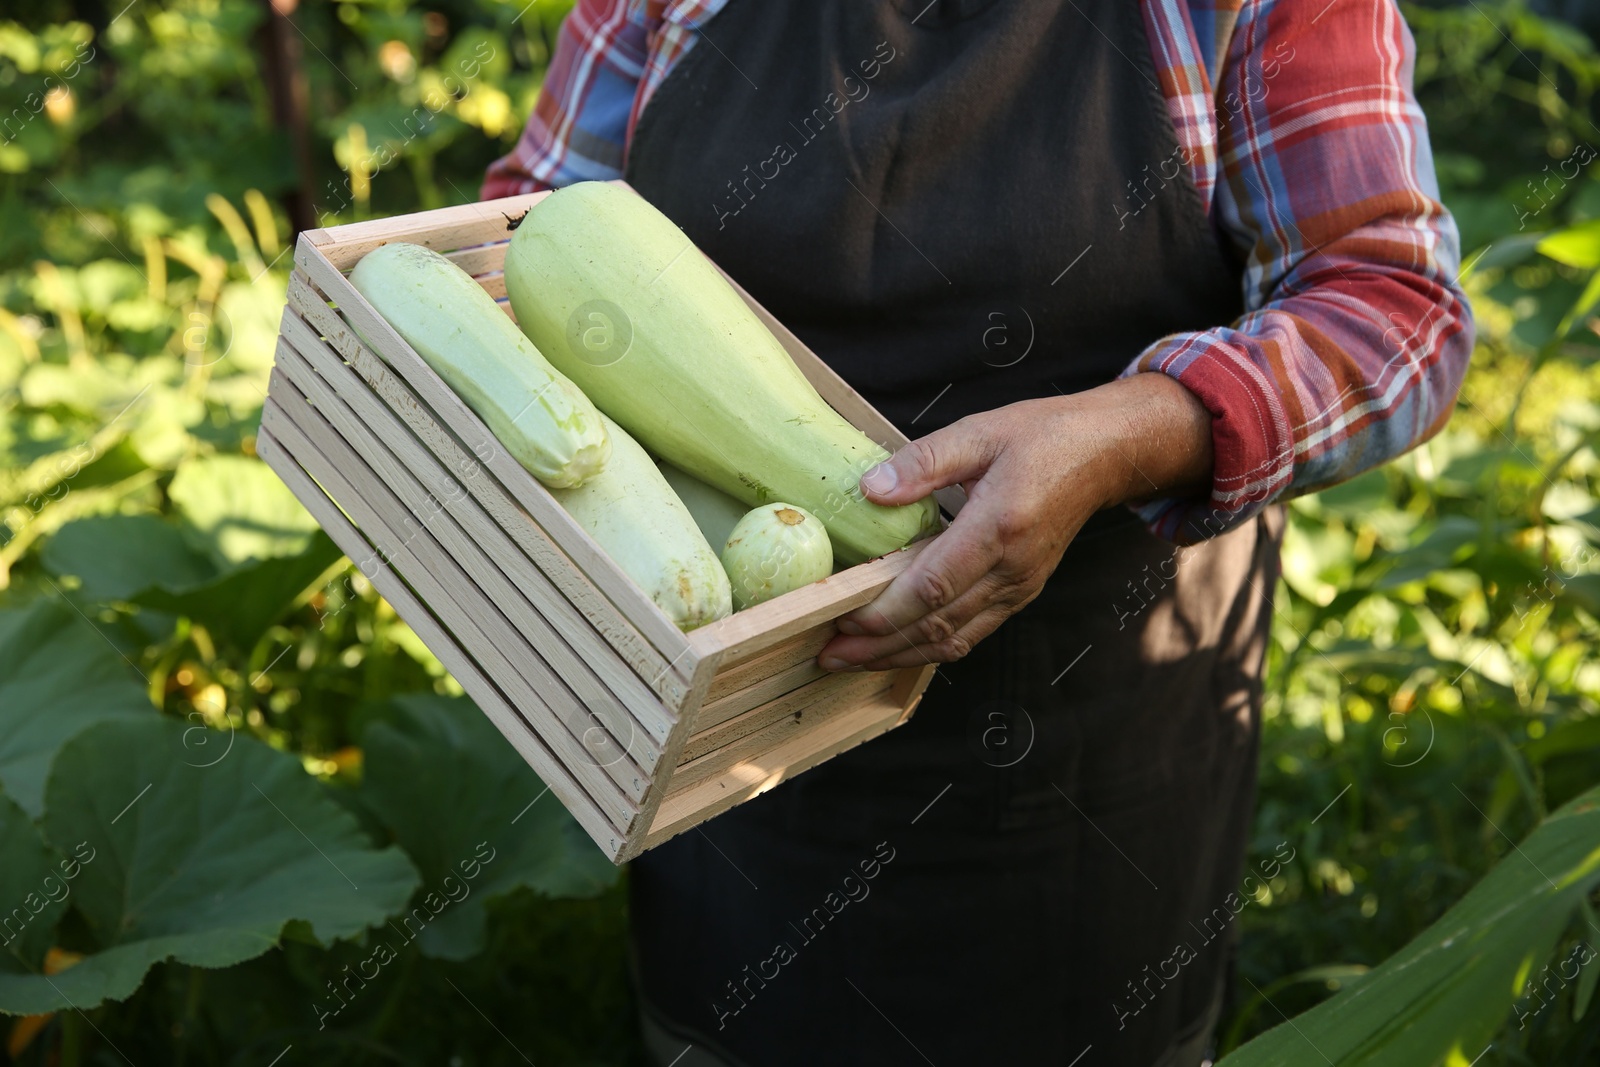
{"left": 483, "top": 0, "right": 1473, "bottom": 1063}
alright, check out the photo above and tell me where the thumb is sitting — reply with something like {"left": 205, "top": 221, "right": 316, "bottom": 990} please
{"left": 858, "top": 418, "right": 995, "bottom": 505}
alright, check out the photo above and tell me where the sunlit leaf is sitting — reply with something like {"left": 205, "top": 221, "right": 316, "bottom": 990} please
{"left": 1217, "top": 785, "right": 1600, "bottom": 1067}
{"left": 167, "top": 454, "right": 321, "bottom": 566}
{"left": 43, "top": 513, "right": 343, "bottom": 649}
{"left": 1538, "top": 220, "right": 1600, "bottom": 269}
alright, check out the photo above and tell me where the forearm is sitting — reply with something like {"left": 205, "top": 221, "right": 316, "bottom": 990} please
{"left": 1069, "top": 373, "right": 1214, "bottom": 512}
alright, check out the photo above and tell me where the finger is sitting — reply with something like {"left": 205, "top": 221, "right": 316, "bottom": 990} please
{"left": 823, "top": 566, "right": 1016, "bottom": 666}
{"left": 858, "top": 415, "right": 997, "bottom": 506}
{"left": 836, "top": 502, "right": 1004, "bottom": 639}
{"left": 852, "top": 605, "right": 1016, "bottom": 672}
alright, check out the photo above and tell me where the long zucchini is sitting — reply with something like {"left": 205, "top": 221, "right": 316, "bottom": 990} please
{"left": 552, "top": 414, "right": 731, "bottom": 631}
{"left": 350, "top": 241, "right": 609, "bottom": 489}
{"left": 503, "top": 182, "right": 938, "bottom": 564}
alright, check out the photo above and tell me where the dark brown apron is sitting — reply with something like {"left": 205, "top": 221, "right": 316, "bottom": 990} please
{"left": 622, "top": 1, "right": 1283, "bottom": 1063}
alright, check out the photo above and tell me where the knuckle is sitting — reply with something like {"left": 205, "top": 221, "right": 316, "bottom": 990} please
{"left": 933, "top": 632, "right": 974, "bottom": 662}
{"left": 917, "top": 611, "right": 957, "bottom": 646}
{"left": 913, "top": 569, "right": 959, "bottom": 611}
{"left": 898, "top": 439, "right": 939, "bottom": 484}
{"left": 990, "top": 503, "right": 1032, "bottom": 542}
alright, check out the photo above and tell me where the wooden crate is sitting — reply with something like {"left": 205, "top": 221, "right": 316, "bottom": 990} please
{"left": 260, "top": 186, "right": 950, "bottom": 862}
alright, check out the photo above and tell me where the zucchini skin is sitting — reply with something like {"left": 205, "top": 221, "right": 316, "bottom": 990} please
{"left": 552, "top": 415, "right": 732, "bottom": 632}
{"left": 503, "top": 181, "right": 938, "bottom": 565}
{"left": 350, "top": 242, "right": 610, "bottom": 489}
{"left": 721, "top": 503, "right": 833, "bottom": 611}
{"left": 657, "top": 460, "right": 749, "bottom": 553}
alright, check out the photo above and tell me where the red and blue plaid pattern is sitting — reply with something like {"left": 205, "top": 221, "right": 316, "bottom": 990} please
{"left": 483, "top": 0, "right": 1473, "bottom": 544}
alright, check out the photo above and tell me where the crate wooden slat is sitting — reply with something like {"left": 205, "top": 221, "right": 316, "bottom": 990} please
{"left": 269, "top": 341, "right": 662, "bottom": 777}
{"left": 255, "top": 429, "right": 632, "bottom": 854}
{"left": 265, "top": 184, "right": 939, "bottom": 862}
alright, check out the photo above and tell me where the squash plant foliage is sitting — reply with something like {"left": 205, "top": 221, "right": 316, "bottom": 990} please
{"left": 1, "top": 0, "right": 1599, "bottom": 1063}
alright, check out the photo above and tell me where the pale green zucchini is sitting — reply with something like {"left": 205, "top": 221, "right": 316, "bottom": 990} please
{"left": 349, "top": 241, "right": 609, "bottom": 489}
{"left": 502, "top": 181, "right": 938, "bottom": 565}
{"left": 657, "top": 460, "right": 749, "bottom": 553}
{"left": 721, "top": 503, "right": 834, "bottom": 611}
{"left": 552, "top": 414, "right": 731, "bottom": 631}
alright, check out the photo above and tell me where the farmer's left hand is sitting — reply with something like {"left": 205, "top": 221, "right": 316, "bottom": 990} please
{"left": 817, "top": 373, "right": 1214, "bottom": 671}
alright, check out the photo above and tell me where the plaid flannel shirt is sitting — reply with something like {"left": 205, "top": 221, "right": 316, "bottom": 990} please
{"left": 483, "top": 0, "right": 1474, "bottom": 544}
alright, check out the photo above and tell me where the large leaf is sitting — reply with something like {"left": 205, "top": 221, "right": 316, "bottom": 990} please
{"left": 0, "top": 790, "right": 72, "bottom": 978}
{"left": 1217, "top": 785, "right": 1600, "bottom": 1067}
{"left": 129, "top": 537, "right": 343, "bottom": 649}
{"left": 0, "top": 599, "right": 153, "bottom": 817}
{"left": 0, "top": 718, "right": 420, "bottom": 1015}
{"left": 41, "top": 514, "right": 215, "bottom": 600}
{"left": 43, "top": 513, "right": 343, "bottom": 650}
{"left": 167, "top": 454, "right": 322, "bottom": 566}
{"left": 357, "top": 693, "right": 617, "bottom": 961}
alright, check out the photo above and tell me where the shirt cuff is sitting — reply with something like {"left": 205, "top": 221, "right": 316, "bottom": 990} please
{"left": 1119, "top": 331, "right": 1295, "bottom": 545}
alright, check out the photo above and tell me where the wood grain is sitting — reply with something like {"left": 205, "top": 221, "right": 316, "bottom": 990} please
{"left": 262, "top": 393, "right": 642, "bottom": 830}
{"left": 666, "top": 671, "right": 892, "bottom": 795}
{"left": 257, "top": 429, "right": 630, "bottom": 858}
{"left": 276, "top": 309, "right": 677, "bottom": 748}
{"left": 284, "top": 268, "right": 697, "bottom": 709}
{"left": 641, "top": 687, "right": 908, "bottom": 849}
{"left": 316, "top": 193, "right": 550, "bottom": 271}
{"left": 271, "top": 338, "right": 668, "bottom": 769}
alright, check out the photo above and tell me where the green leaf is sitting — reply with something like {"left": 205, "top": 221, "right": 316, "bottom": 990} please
{"left": 0, "top": 599, "right": 152, "bottom": 818}
{"left": 1538, "top": 220, "right": 1600, "bottom": 269}
{"left": 42, "top": 513, "right": 343, "bottom": 650}
{"left": 1575, "top": 900, "right": 1600, "bottom": 1022}
{"left": 167, "top": 455, "right": 322, "bottom": 566}
{"left": 1216, "top": 785, "right": 1600, "bottom": 1067}
{"left": 357, "top": 693, "right": 617, "bottom": 961}
{"left": 1555, "top": 267, "right": 1600, "bottom": 340}
{"left": 1310, "top": 470, "right": 1392, "bottom": 520}
{"left": 0, "top": 718, "right": 420, "bottom": 1015}
{"left": 43, "top": 515, "right": 217, "bottom": 601}
{"left": 0, "top": 790, "right": 74, "bottom": 977}
{"left": 127, "top": 536, "right": 343, "bottom": 650}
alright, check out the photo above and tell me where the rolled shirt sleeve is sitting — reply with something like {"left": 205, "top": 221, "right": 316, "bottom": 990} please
{"left": 1124, "top": 0, "right": 1474, "bottom": 544}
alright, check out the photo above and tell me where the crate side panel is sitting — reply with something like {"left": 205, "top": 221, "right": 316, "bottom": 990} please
{"left": 270, "top": 344, "right": 664, "bottom": 774}
{"left": 288, "top": 252, "right": 697, "bottom": 675}
{"left": 285, "top": 270, "right": 695, "bottom": 712}
{"left": 262, "top": 396, "right": 642, "bottom": 831}
{"left": 634, "top": 693, "right": 908, "bottom": 855}
{"left": 276, "top": 313, "right": 675, "bottom": 749}
{"left": 702, "top": 627, "right": 833, "bottom": 705}
{"left": 257, "top": 429, "right": 628, "bottom": 860}
{"left": 667, "top": 671, "right": 893, "bottom": 796}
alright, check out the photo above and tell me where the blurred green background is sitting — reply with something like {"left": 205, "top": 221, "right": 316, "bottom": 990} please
{"left": 2, "top": 0, "right": 1600, "bottom": 1063}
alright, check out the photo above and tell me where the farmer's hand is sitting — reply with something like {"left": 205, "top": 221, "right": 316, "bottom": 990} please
{"left": 817, "top": 373, "right": 1214, "bottom": 671}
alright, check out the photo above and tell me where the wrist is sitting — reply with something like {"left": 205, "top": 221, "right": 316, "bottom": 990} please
{"left": 1088, "top": 373, "right": 1214, "bottom": 510}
